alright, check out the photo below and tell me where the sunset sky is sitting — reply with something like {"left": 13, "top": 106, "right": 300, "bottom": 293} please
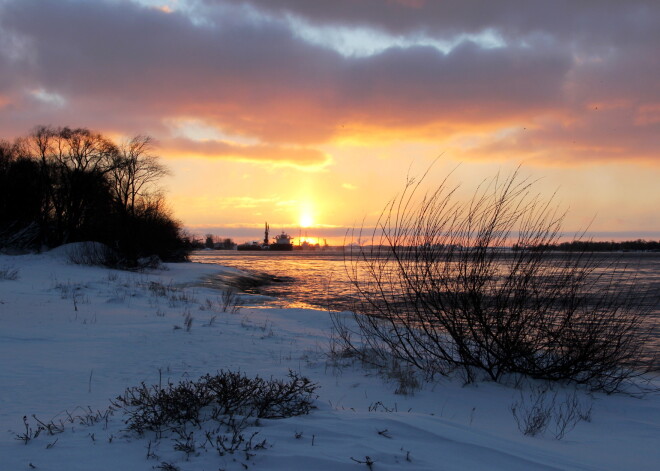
{"left": 1, "top": 0, "right": 658, "bottom": 244}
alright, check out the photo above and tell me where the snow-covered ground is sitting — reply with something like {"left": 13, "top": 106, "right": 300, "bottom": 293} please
{"left": 1, "top": 248, "right": 658, "bottom": 470}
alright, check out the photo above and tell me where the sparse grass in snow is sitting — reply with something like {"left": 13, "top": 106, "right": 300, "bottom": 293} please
{"left": 199, "top": 288, "right": 241, "bottom": 314}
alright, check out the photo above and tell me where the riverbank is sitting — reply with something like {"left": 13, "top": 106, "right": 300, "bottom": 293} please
{"left": 1, "top": 248, "right": 659, "bottom": 470}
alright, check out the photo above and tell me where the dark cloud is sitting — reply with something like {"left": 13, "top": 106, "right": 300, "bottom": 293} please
{"left": 343, "top": 41, "right": 568, "bottom": 124}
{"left": 0, "top": 0, "right": 657, "bottom": 165}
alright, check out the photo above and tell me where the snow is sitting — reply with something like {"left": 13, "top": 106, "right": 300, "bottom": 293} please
{"left": 1, "top": 249, "right": 658, "bottom": 470}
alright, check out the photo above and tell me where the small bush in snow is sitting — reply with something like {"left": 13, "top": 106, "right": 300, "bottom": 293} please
{"left": 112, "top": 370, "right": 318, "bottom": 436}
{"left": 220, "top": 287, "right": 241, "bottom": 313}
{"left": 17, "top": 371, "right": 317, "bottom": 463}
{"left": 0, "top": 266, "right": 19, "bottom": 280}
{"left": 510, "top": 383, "right": 592, "bottom": 439}
{"left": 15, "top": 408, "right": 112, "bottom": 445}
{"left": 66, "top": 242, "right": 121, "bottom": 267}
{"left": 111, "top": 370, "right": 318, "bottom": 457}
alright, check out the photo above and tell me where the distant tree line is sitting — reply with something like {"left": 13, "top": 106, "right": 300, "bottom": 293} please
{"left": 513, "top": 239, "right": 660, "bottom": 252}
{"left": 0, "top": 126, "right": 189, "bottom": 265}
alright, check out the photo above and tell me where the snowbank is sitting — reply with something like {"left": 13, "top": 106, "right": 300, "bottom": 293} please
{"left": 0, "top": 251, "right": 658, "bottom": 470}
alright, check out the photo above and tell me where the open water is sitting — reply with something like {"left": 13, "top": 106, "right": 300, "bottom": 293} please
{"left": 191, "top": 250, "right": 659, "bottom": 309}
{"left": 191, "top": 249, "right": 353, "bottom": 310}
{"left": 191, "top": 249, "right": 660, "bottom": 358}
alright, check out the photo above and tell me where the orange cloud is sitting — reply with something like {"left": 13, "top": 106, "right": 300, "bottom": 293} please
{"left": 160, "top": 137, "right": 332, "bottom": 170}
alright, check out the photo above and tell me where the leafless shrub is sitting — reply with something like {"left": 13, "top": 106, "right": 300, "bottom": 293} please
{"left": 172, "top": 429, "right": 196, "bottom": 457}
{"left": 111, "top": 370, "right": 317, "bottom": 436}
{"left": 14, "top": 408, "right": 114, "bottom": 445}
{"left": 351, "top": 456, "right": 375, "bottom": 470}
{"left": 510, "top": 383, "right": 592, "bottom": 439}
{"left": 147, "top": 280, "right": 171, "bottom": 297}
{"left": 0, "top": 222, "right": 40, "bottom": 251}
{"left": 552, "top": 390, "right": 593, "bottom": 440}
{"left": 66, "top": 242, "right": 121, "bottom": 267}
{"left": 220, "top": 287, "right": 241, "bottom": 313}
{"left": 136, "top": 255, "right": 163, "bottom": 270}
{"left": 15, "top": 371, "right": 312, "bottom": 464}
{"left": 510, "top": 386, "right": 553, "bottom": 437}
{"left": 109, "top": 370, "right": 315, "bottom": 460}
{"left": 333, "top": 168, "right": 657, "bottom": 392}
{"left": 155, "top": 462, "right": 180, "bottom": 471}
{"left": 14, "top": 416, "right": 41, "bottom": 444}
{"left": 0, "top": 266, "right": 19, "bottom": 280}
{"left": 143, "top": 279, "right": 196, "bottom": 306}
{"left": 368, "top": 401, "right": 397, "bottom": 413}
{"left": 387, "top": 359, "right": 421, "bottom": 396}
{"left": 168, "top": 289, "right": 196, "bottom": 307}
{"left": 183, "top": 310, "right": 193, "bottom": 332}
{"left": 52, "top": 280, "right": 85, "bottom": 300}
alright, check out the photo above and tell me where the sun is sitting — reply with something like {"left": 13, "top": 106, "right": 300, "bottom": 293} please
{"left": 299, "top": 212, "right": 314, "bottom": 228}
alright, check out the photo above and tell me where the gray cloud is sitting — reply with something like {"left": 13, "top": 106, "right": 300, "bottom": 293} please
{"left": 224, "top": 0, "right": 660, "bottom": 48}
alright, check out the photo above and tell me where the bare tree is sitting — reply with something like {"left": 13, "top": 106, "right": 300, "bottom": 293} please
{"left": 0, "top": 139, "right": 15, "bottom": 172}
{"left": 19, "top": 127, "right": 118, "bottom": 243}
{"left": 18, "top": 125, "right": 53, "bottom": 167}
{"left": 110, "top": 135, "right": 169, "bottom": 216}
{"left": 333, "top": 169, "right": 657, "bottom": 392}
{"left": 1, "top": 126, "right": 186, "bottom": 261}
{"left": 53, "top": 127, "right": 118, "bottom": 173}
{"left": 12, "top": 126, "right": 58, "bottom": 243}
{"left": 16, "top": 126, "right": 118, "bottom": 173}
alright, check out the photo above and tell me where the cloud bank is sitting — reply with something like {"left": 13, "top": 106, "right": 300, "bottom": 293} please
{"left": 0, "top": 0, "right": 658, "bottom": 166}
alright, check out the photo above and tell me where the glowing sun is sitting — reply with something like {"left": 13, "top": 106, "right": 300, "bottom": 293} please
{"left": 300, "top": 212, "right": 314, "bottom": 228}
